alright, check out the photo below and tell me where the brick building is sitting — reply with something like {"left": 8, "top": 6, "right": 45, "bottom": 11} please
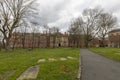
{"left": 10, "top": 33, "right": 69, "bottom": 48}
{"left": 10, "top": 32, "right": 107, "bottom": 48}
{"left": 108, "top": 29, "right": 120, "bottom": 48}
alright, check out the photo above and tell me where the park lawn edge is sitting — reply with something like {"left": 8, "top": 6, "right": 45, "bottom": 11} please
{"left": 89, "top": 48, "right": 120, "bottom": 61}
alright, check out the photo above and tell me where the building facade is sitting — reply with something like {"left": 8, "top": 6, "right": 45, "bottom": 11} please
{"left": 108, "top": 29, "right": 120, "bottom": 48}
{"left": 7, "top": 29, "right": 120, "bottom": 48}
{"left": 10, "top": 33, "right": 69, "bottom": 48}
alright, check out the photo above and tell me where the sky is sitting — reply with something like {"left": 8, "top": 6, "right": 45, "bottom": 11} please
{"left": 29, "top": 0, "right": 120, "bottom": 32}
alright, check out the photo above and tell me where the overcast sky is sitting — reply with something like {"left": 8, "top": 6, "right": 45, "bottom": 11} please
{"left": 31, "top": 0, "right": 120, "bottom": 32}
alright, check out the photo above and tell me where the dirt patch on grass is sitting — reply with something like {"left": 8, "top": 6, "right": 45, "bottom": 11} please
{"left": 59, "top": 65, "right": 72, "bottom": 73}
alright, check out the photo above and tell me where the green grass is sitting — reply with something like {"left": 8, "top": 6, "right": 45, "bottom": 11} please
{"left": 0, "top": 48, "right": 80, "bottom": 80}
{"left": 90, "top": 48, "right": 120, "bottom": 61}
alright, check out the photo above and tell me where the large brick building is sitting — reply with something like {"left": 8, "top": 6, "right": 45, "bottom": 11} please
{"left": 10, "top": 32, "right": 106, "bottom": 48}
{"left": 108, "top": 29, "right": 120, "bottom": 48}
{"left": 10, "top": 32, "right": 101, "bottom": 48}
{"left": 10, "top": 33, "right": 69, "bottom": 48}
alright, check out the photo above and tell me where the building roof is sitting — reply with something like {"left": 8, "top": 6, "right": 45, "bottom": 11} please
{"left": 109, "top": 29, "right": 120, "bottom": 33}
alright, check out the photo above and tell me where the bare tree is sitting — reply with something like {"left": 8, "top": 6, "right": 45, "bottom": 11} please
{"left": 43, "top": 25, "right": 51, "bottom": 48}
{"left": 16, "top": 20, "right": 29, "bottom": 49}
{"left": 30, "top": 21, "right": 40, "bottom": 49}
{"left": 37, "top": 34, "right": 41, "bottom": 48}
{"left": 31, "top": 27, "right": 37, "bottom": 49}
{"left": 68, "top": 18, "right": 83, "bottom": 47}
{"left": 0, "top": 0, "right": 34, "bottom": 51}
{"left": 21, "top": 26, "right": 27, "bottom": 49}
{"left": 82, "top": 7, "right": 103, "bottom": 47}
{"left": 98, "top": 13, "right": 117, "bottom": 47}
{"left": 50, "top": 27, "right": 60, "bottom": 48}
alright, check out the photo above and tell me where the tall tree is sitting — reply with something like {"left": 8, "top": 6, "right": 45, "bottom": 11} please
{"left": 68, "top": 18, "right": 83, "bottom": 47}
{"left": 50, "top": 27, "right": 60, "bottom": 48}
{"left": 44, "top": 25, "right": 51, "bottom": 48}
{"left": 21, "top": 26, "right": 27, "bottom": 49}
{"left": 98, "top": 13, "right": 117, "bottom": 47}
{"left": 31, "top": 21, "right": 40, "bottom": 48}
{"left": 0, "top": 0, "right": 34, "bottom": 51}
{"left": 82, "top": 7, "right": 102, "bottom": 47}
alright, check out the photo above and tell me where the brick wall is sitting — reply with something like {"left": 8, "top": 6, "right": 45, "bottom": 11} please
{"left": 10, "top": 33, "right": 69, "bottom": 48}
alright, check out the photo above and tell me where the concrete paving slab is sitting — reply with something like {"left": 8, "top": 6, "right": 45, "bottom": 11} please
{"left": 67, "top": 56, "right": 77, "bottom": 60}
{"left": 60, "top": 57, "right": 67, "bottom": 61}
{"left": 48, "top": 58, "right": 56, "bottom": 62}
{"left": 17, "top": 65, "right": 39, "bottom": 80}
{"left": 38, "top": 59, "right": 46, "bottom": 63}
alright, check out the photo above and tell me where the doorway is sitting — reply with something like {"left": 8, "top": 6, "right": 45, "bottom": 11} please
{"left": 59, "top": 43, "right": 61, "bottom": 47}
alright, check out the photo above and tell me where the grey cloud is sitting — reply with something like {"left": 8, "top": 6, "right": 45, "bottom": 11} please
{"left": 27, "top": 0, "right": 120, "bottom": 32}
{"left": 38, "top": 0, "right": 70, "bottom": 24}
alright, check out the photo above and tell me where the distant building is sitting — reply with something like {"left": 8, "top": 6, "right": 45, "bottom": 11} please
{"left": 10, "top": 32, "right": 69, "bottom": 48}
{"left": 108, "top": 29, "right": 120, "bottom": 48}
{"left": 10, "top": 32, "right": 109, "bottom": 48}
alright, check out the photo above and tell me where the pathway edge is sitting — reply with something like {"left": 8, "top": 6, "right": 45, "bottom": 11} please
{"left": 77, "top": 51, "right": 81, "bottom": 80}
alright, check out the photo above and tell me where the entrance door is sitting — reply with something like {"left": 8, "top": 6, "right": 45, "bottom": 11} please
{"left": 59, "top": 43, "right": 61, "bottom": 47}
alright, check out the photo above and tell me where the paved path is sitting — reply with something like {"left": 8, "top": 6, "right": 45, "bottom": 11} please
{"left": 81, "top": 49, "right": 120, "bottom": 80}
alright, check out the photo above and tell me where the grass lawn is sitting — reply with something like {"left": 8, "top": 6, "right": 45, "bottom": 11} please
{"left": 0, "top": 48, "right": 80, "bottom": 80}
{"left": 90, "top": 48, "right": 120, "bottom": 61}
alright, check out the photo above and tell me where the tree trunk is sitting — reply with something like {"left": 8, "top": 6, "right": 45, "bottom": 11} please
{"left": 5, "top": 38, "right": 11, "bottom": 51}
{"left": 101, "top": 38, "right": 105, "bottom": 47}
{"left": 12, "top": 34, "right": 18, "bottom": 49}
{"left": 22, "top": 38, "right": 25, "bottom": 49}
{"left": 38, "top": 36, "right": 40, "bottom": 48}
{"left": 0, "top": 42, "right": 1, "bottom": 51}
{"left": 46, "top": 34, "right": 50, "bottom": 48}
{"left": 85, "top": 38, "right": 89, "bottom": 48}
{"left": 2, "top": 38, "right": 5, "bottom": 49}
{"left": 22, "top": 33, "right": 26, "bottom": 49}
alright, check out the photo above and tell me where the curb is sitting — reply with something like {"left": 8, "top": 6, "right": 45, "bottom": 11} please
{"left": 77, "top": 53, "right": 81, "bottom": 80}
